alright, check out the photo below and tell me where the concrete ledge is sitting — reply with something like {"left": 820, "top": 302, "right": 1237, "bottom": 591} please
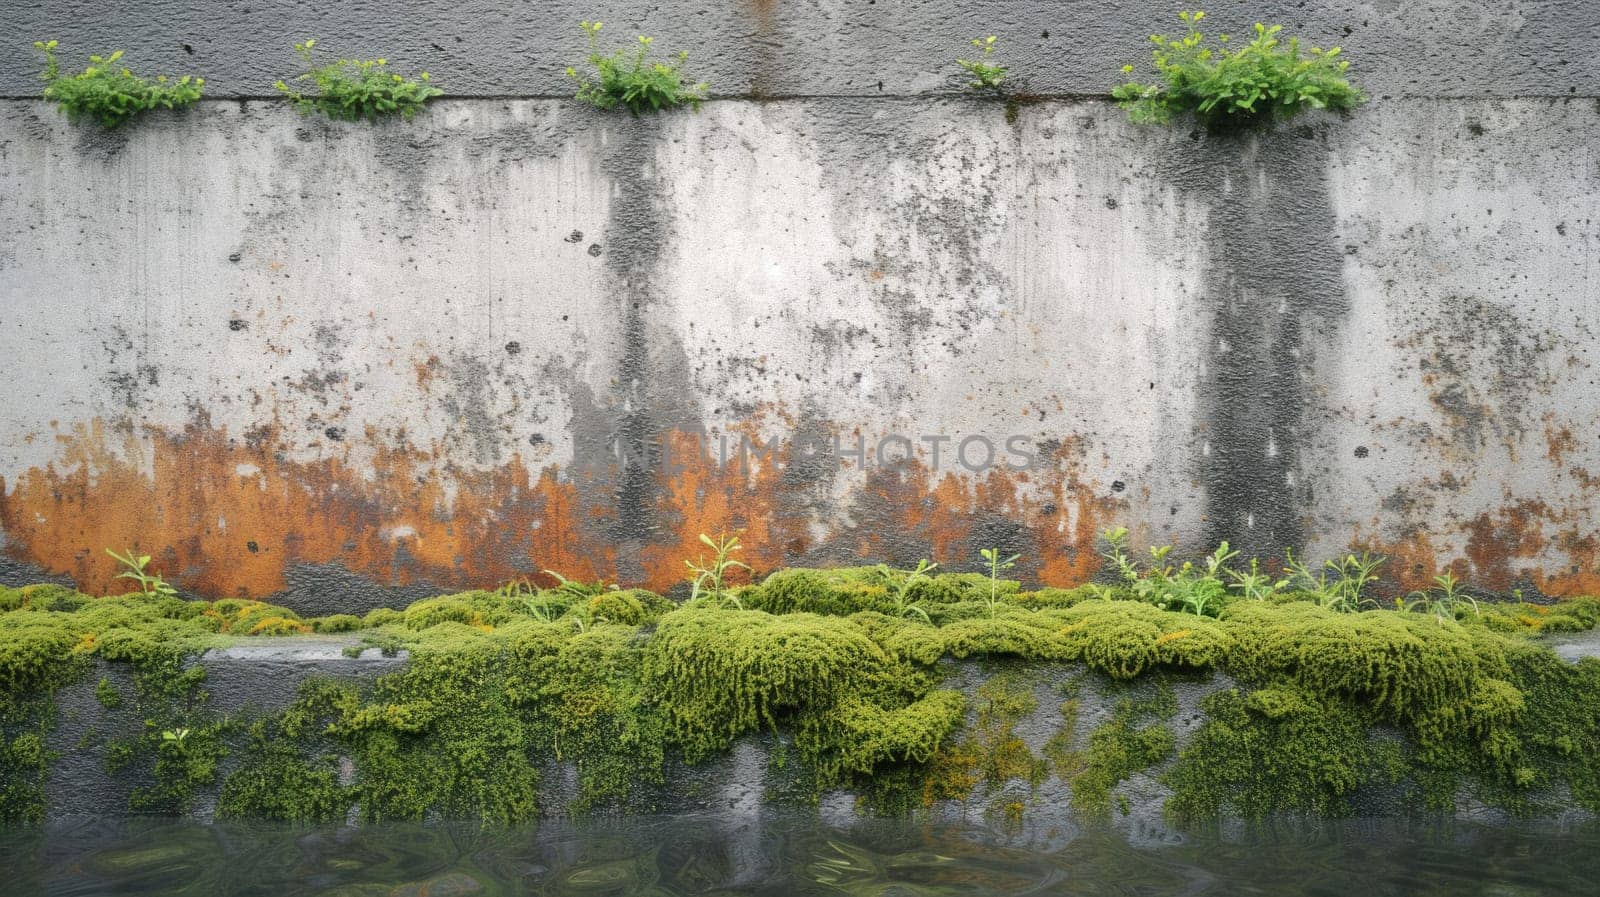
{"left": 2, "top": 1, "right": 1595, "bottom": 99}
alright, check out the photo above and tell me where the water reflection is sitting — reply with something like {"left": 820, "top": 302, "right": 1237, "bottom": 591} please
{"left": 1, "top": 813, "right": 1594, "bottom": 896}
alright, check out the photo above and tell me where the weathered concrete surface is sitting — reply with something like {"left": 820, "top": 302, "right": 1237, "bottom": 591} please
{"left": 2, "top": 1, "right": 1596, "bottom": 99}
{"left": 1, "top": 96, "right": 1597, "bottom": 605}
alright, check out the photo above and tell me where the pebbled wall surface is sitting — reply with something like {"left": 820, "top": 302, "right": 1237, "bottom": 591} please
{"left": 1, "top": 2, "right": 1598, "bottom": 611}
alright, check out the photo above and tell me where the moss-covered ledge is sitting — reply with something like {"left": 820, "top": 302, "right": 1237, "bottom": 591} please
{"left": 3, "top": 573, "right": 1599, "bottom": 828}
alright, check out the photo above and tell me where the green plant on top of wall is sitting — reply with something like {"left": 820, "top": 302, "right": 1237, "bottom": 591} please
{"left": 1113, "top": 10, "right": 1363, "bottom": 128}
{"left": 32, "top": 40, "right": 204, "bottom": 128}
{"left": 956, "top": 35, "right": 1008, "bottom": 92}
{"left": 567, "top": 21, "right": 707, "bottom": 115}
{"left": 274, "top": 40, "right": 440, "bottom": 121}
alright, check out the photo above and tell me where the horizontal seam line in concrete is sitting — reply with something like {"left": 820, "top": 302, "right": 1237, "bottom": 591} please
{"left": 3, "top": 92, "right": 1600, "bottom": 102}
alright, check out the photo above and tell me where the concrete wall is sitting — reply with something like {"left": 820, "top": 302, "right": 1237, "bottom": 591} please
{"left": 2, "top": 2, "right": 1598, "bottom": 610}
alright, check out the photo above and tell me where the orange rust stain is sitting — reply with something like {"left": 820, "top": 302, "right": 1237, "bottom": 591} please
{"left": 1545, "top": 420, "right": 1578, "bottom": 465}
{"left": 1364, "top": 498, "right": 1600, "bottom": 598}
{"left": 0, "top": 419, "right": 612, "bottom": 598}
{"left": 414, "top": 356, "right": 440, "bottom": 391}
{"left": 1352, "top": 531, "right": 1449, "bottom": 595}
{"left": 637, "top": 427, "right": 787, "bottom": 588}
{"left": 1, "top": 417, "right": 1123, "bottom": 599}
{"left": 1463, "top": 501, "right": 1549, "bottom": 591}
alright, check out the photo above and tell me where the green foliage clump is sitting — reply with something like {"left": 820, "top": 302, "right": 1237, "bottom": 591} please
{"left": 587, "top": 588, "right": 672, "bottom": 626}
{"left": 1113, "top": 11, "right": 1363, "bottom": 128}
{"left": 33, "top": 41, "right": 204, "bottom": 128}
{"left": 684, "top": 532, "right": 751, "bottom": 607}
{"left": 567, "top": 22, "right": 707, "bottom": 115}
{"left": 275, "top": 40, "right": 440, "bottom": 122}
{"left": 106, "top": 548, "right": 179, "bottom": 599}
{"left": 744, "top": 566, "right": 1020, "bottom": 617}
{"left": 95, "top": 676, "right": 123, "bottom": 709}
{"left": 326, "top": 624, "right": 540, "bottom": 822}
{"left": 956, "top": 36, "right": 1007, "bottom": 92}
{"left": 1100, "top": 528, "right": 1386, "bottom": 616}
{"left": 506, "top": 622, "right": 666, "bottom": 812}
{"left": 309, "top": 613, "right": 363, "bottom": 634}
{"left": 642, "top": 608, "right": 963, "bottom": 784}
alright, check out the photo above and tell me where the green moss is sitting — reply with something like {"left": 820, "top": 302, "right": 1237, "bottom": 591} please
{"left": 642, "top": 607, "right": 963, "bottom": 800}
{"left": 1056, "top": 683, "right": 1176, "bottom": 814}
{"left": 647, "top": 608, "right": 913, "bottom": 760}
{"left": 0, "top": 695, "right": 57, "bottom": 824}
{"left": 402, "top": 595, "right": 485, "bottom": 630}
{"left": 363, "top": 607, "right": 405, "bottom": 627}
{"left": 334, "top": 624, "right": 539, "bottom": 822}
{"left": 1166, "top": 686, "right": 1405, "bottom": 818}
{"left": 0, "top": 617, "right": 83, "bottom": 692}
{"left": 95, "top": 676, "right": 123, "bottom": 709}
{"left": 217, "top": 717, "right": 347, "bottom": 822}
{"left": 934, "top": 601, "right": 1232, "bottom": 679}
{"left": 507, "top": 622, "right": 666, "bottom": 812}
{"left": 1470, "top": 597, "right": 1600, "bottom": 635}
{"left": 962, "top": 672, "right": 1049, "bottom": 789}
{"left": 1011, "top": 585, "right": 1102, "bottom": 610}
{"left": 103, "top": 644, "right": 230, "bottom": 814}
{"left": 0, "top": 583, "right": 91, "bottom": 613}
{"left": 309, "top": 614, "right": 363, "bottom": 634}
{"left": 905, "top": 670, "right": 1049, "bottom": 819}
{"left": 5, "top": 572, "right": 1600, "bottom": 824}
{"left": 744, "top": 567, "right": 1019, "bottom": 617}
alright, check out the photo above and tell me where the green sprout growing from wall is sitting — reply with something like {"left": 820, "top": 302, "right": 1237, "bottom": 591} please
{"left": 105, "top": 548, "right": 179, "bottom": 600}
{"left": 686, "top": 533, "right": 750, "bottom": 607}
{"left": 33, "top": 40, "right": 204, "bottom": 128}
{"left": 956, "top": 35, "right": 1008, "bottom": 92}
{"left": 274, "top": 40, "right": 441, "bottom": 122}
{"left": 1112, "top": 10, "right": 1363, "bottom": 128}
{"left": 567, "top": 21, "right": 707, "bottom": 115}
{"left": 980, "top": 547, "right": 1020, "bottom": 618}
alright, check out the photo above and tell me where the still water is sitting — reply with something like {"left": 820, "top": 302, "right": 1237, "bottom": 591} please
{"left": 2, "top": 813, "right": 1595, "bottom": 896}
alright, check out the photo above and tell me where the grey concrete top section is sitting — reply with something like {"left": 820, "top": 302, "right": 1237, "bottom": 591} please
{"left": 3, "top": 1, "right": 1597, "bottom": 99}
{"left": 202, "top": 636, "right": 406, "bottom": 662}
{"left": 1544, "top": 630, "right": 1600, "bottom": 664}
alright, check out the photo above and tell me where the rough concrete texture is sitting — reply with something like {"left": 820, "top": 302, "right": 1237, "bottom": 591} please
{"left": 3, "top": 1, "right": 1598, "bottom": 99}
{"left": 1, "top": 94, "right": 1597, "bottom": 605}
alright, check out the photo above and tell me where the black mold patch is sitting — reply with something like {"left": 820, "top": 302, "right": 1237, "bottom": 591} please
{"left": 1164, "top": 125, "right": 1347, "bottom": 561}
{"left": 275, "top": 561, "right": 443, "bottom": 617}
{"left": 0, "top": 555, "right": 77, "bottom": 589}
{"left": 558, "top": 115, "right": 700, "bottom": 582}
{"left": 72, "top": 123, "right": 130, "bottom": 161}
